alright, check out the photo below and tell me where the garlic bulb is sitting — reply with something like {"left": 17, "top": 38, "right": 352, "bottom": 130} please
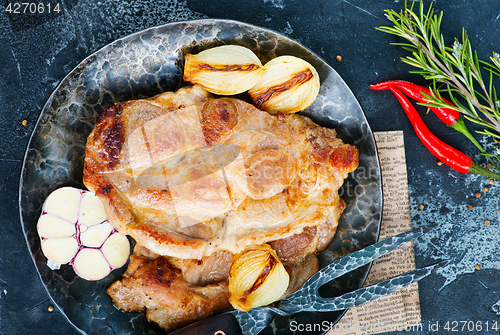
{"left": 37, "top": 187, "right": 131, "bottom": 281}
{"left": 248, "top": 55, "right": 320, "bottom": 114}
{"left": 228, "top": 244, "right": 289, "bottom": 312}
{"left": 183, "top": 45, "right": 266, "bottom": 95}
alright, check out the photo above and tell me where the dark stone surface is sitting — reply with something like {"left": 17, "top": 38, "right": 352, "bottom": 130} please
{"left": 2, "top": 0, "right": 500, "bottom": 334}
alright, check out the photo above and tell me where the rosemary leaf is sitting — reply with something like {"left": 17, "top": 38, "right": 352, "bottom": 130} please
{"left": 379, "top": 0, "right": 500, "bottom": 163}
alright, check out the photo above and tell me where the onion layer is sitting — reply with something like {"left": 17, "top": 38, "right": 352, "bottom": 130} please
{"left": 248, "top": 55, "right": 320, "bottom": 114}
{"left": 183, "top": 45, "right": 266, "bottom": 95}
{"left": 228, "top": 244, "right": 289, "bottom": 312}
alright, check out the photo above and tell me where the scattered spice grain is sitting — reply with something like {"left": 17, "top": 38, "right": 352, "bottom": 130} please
{"left": 336, "top": 55, "right": 342, "bottom": 62}
{"left": 484, "top": 220, "right": 491, "bottom": 226}
{"left": 476, "top": 264, "right": 481, "bottom": 271}
{"left": 48, "top": 305, "right": 54, "bottom": 312}
{"left": 483, "top": 186, "right": 489, "bottom": 192}
{"left": 467, "top": 205, "right": 473, "bottom": 210}
{"left": 475, "top": 192, "right": 481, "bottom": 198}
{"left": 22, "top": 120, "right": 28, "bottom": 126}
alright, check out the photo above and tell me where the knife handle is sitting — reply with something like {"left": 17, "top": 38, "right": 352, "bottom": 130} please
{"left": 169, "top": 313, "right": 243, "bottom": 335}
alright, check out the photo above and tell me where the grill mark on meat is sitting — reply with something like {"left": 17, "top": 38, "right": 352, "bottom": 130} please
{"left": 312, "top": 145, "right": 332, "bottom": 163}
{"left": 150, "top": 257, "right": 180, "bottom": 287}
{"left": 329, "top": 145, "right": 358, "bottom": 169}
{"left": 96, "top": 103, "right": 126, "bottom": 169}
{"left": 133, "top": 223, "right": 206, "bottom": 250}
{"left": 306, "top": 133, "right": 359, "bottom": 170}
{"left": 200, "top": 99, "right": 238, "bottom": 146}
{"left": 94, "top": 178, "right": 113, "bottom": 197}
{"left": 140, "top": 124, "right": 155, "bottom": 165}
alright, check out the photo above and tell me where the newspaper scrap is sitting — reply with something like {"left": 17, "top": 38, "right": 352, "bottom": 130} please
{"left": 328, "top": 130, "right": 421, "bottom": 335}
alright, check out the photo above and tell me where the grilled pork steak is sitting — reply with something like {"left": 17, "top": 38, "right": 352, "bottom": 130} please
{"left": 83, "top": 85, "right": 358, "bottom": 259}
{"left": 85, "top": 84, "right": 358, "bottom": 331}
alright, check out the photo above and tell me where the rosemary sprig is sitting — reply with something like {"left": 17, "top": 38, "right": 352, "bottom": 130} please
{"left": 377, "top": 0, "right": 500, "bottom": 165}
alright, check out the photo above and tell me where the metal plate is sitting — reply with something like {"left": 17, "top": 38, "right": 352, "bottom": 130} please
{"left": 19, "top": 19, "right": 382, "bottom": 335}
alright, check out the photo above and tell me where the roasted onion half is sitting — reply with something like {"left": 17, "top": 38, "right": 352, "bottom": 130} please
{"left": 249, "top": 55, "right": 320, "bottom": 114}
{"left": 183, "top": 45, "right": 266, "bottom": 95}
{"left": 228, "top": 244, "right": 289, "bottom": 312}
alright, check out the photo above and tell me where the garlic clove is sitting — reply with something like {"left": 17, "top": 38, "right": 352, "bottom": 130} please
{"left": 43, "top": 187, "right": 82, "bottom": 223}
{"left": 101, "top": 233, "right": 130, "bottom": 268}
{"left": 228, "top": 244, "right": 289, "bottom": 312}
{"left": 72, "top": 248, "right": 111, "bottom": 281}
{"left": 37, "top": 214, "right": 76, "bottom": 238}
{"left": 41, "top": 236, "right": 79, "bottom": 265}
{"left": 183, "top": 45, "right": 266, "bottom": 95}
{"left": 248, "top": 55, "right": 320, "bottom": 114}
{"left": 78, "top": 192, "right": 107, "bottom": 227}
{"left": 79, "top": 222, "right": 113, "bottom": 248}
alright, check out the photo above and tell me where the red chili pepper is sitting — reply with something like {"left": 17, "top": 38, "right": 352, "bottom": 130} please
{"left": 370, "top": 80, "right": 459, "bottom": 125}
{"left": 388, "top": 87, "right": 500, "bottom": 178}
{"left": 370, "top": 80, "right": 499, "bottom": 171}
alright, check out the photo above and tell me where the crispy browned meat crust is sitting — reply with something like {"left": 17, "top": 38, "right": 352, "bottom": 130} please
{"left": 107, "top": 249, "right": 231, "bottom": 331}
